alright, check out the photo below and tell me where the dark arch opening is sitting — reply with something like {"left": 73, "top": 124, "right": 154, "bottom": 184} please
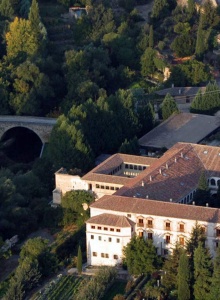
{"left": 1, "top": 126, "right": 43, "bottom": 163}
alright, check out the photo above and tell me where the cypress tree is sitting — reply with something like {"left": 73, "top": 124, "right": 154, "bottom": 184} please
{"left": 77, "top": 245, "right": 82, "bottom": 275}
{"left": 161, "top": 93, "right": 179, "bottom": 120}
{"left": 210, "top": 247, "right": 220, "bottom": 300}
{"left": 193, "top": 171, "right": 210, "bottom": 206}
{"left": 190, "top": 89, "right": 203, "bottom": 113}
{"left": 187, "top": 0, "right": 195, "bottom": 17}
{"left": 193, "top": 242, "right": 212, "bottom": 300}
{"left": 149, "top": 25, "right": 154, "bottom": 48}
{"left": 177, "top": 251, "right": 191, "bottom": 300}
{"left": 195, "top": 20, "right": 205, "bottom": 60}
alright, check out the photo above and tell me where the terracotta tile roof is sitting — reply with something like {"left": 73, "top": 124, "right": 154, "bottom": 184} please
{"left": 86, "top": 213, "right": 135, "bottom": 227}
{"left": 82, "top": 153, "right": 157, "bottom": 184}
{"left": 139, "top": 113, "right": 220, "bottom": 149}
{"left": 116, "top": 143, "right": 220, "bottom": 201}
{"left": 90, "top": 195, "right": 220, "bottom": 223}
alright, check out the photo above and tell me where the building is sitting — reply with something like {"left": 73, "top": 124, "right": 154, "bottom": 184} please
{"left": 85, "top": 142, "right": 220, "bottom": 266}
{"left": 52, "top": 154, "right": 157, "bottom": 204}
{"left": 139, "top": 113, "right": 220, "bottom": 154}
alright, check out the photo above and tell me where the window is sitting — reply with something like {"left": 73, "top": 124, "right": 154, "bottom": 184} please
{"left": 216, "top": 241, "right": 219, "bottom": 248}
{"left": 147, "top": 219, "right": 153, "bottom": 228}
{"left": 143, "top": 166, "right": 146, "bottom": 170}
{"left": 216, "top": 229, "right": 220, "bottom": 237}
{"left": 104, "top": 227, "right": 108, "bottom": 231}
{"left": 108, "top": 237, "right": 112, "bottom": 242}
{"left": 98, "top": 226, "right": 101, "bottom": 230}
{"left": 105, "top": 253, "right": 109, "bottom": 258}
{"left": 165, "top": 235, "right": 170, "bottom": 244}
{"left": 106, "top": 186, "right": 109, "bottom": 190}
{"left": 116, "top": 229, "right": 121, "bottom": 232}
{"left": 92, "top": 252, "right": 97, "bottom": 257}
{"left": 138, "top": 166, "right": 142, "bottom": 171}
{"left": 138, "top": 218, "right": 144, "bottom": 227}
{"left": 101, "top": 185, "right": 104, "bottom": 189}
{"left": 91, "top": 225, "right": 95, "bottom": 229}
{"left": 164, "top": 249, "right": 169, "bottom": 255}
{"left": 114, "top": 255, "right": 118, "bottom": 259}
{"left": 211, "top": 178, "right": 216, "bottom": 186}
{"left": 98, "top": 236, "right": 102, "bottom": 241}
{"left": 125, "top": 164, "right": 128, "bottom": 168}
{"left": 127, "top": 214, "right": 131, "bottom": 218}
{"left": 116, "top": 238, "right": 120, "bottom": 243}
{"left": 96, "top": 184, "right": 100, "bottom": 188}
{"left": 218, "top": 180, "right": 220, "bottom": 187}
{"left": 130, "top": 164, "right": 134, "bottom": 169}
{"left": 148, "top": 232, "right": 153, "bottom": 240}
{"left": 115, "top": 187, "right": 119, "bottom": 190}
{"left": 179, "top": 237, "right": 185, "bottom": 246}
{"left": 179, "top": 224, "right": 184, "bottom": 232}
{"left": 139, "top": 231, "right": 143, "bottom": 237}
{"left": 134, "top": 165, "right": 137, "bottom": 170}
{"left": 110, "top": 228, "right": 114, "bottom": 232}
{"left": 101, "top": 253, "right": 105, "bottom": 258}
{"left": 110, "top": 187, "right": 114, "bottom": 190}
{"left": 91, "top": 235, "right": 94, "bottom": 239}
{"left": 165, "top": 222, "right": 171, "bottom": 230}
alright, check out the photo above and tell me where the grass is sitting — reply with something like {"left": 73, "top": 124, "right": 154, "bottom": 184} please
{"left": 102, "top": 280, "right": 127, "bottom": 300}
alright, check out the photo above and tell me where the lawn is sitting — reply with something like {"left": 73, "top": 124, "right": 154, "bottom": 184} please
{"left": 102, "top": 279, "right": 127, "bottom": 300}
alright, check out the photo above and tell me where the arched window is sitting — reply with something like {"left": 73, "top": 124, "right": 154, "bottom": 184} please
{"left": 211, "top": 178, "right": 216, "bottom": 186}
{"left": 217, "top": 179, "right": 220, "bottom": 187}
{"left": 147, "top": 218, "right": 153, "bottom": 228}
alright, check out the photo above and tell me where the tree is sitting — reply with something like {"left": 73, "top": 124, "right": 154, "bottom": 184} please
{"left": 123, "top": 236, "right": 159, "bottom": 276}
{"left": 77, "top": 245, "right": 82, "bottom": 275}
{"left": 137, "top": 102, "right": 155, "bottom": 136}
{"left": 193, "top": 171, "right": 210, "bottom": 206}
{"left": 61, "top": 190, "right": 95, "bottom": 227}
{"left": 118, "top": 137, "right": 139, "bottom": 155}
{"left": 190, "top": 89, "right": 203, "bottom": 113}
{"left": 0, "top": 0, "right": 14, "bottom": 18}
{"left": 48, "top": 114, "right": 95, "bottom": 172}
{"left": 149, "top": 25, "right": 154, "bottom": 48}
{"left": 195, "top": 21, "right": 206, "bottom": 59}
{"left": 193, "top": 242, "right": 212, "bottom": 300}
{"left": 171, "top": 33, "right": 195, "bottom": 57}
{"left": 177, "top": 251, "right": 191, "bottom": 300}
{"left": 20, "top": 0, "right": 31, "bottom": 18}
{"left": 160, "top": 93, "right": 179, "bottom": 120}
{"left": 141, "top": 47, "right": 156, "bottom": 77}
{"left": 186, "top": 222, "right": 206, "bottom": 259}
{"left": 162, "top": 243, "right": 182, "bottom": 294}
{"left": 151, "top": 0, "right": 169, "bottom": 20}
{"left": 210, "top": 247, "right": 220, "bottom": 300}
{"left": 187, "top": 0, "right": 195, "bottom": 17}
{"left": 5, "top": 17, "right": 38, "bottom": 59}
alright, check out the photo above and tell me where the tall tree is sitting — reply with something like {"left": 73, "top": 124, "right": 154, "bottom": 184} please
{"left": 162, "top": 244, "right": 182, "bottom": 295}
{"left": 20, "top": 0, "right": 31, "bottom": 18}
{"left": 77, "top": 245, "right": 82, "bottom": 275}
{"left": 193, "top": 242, "right": 212, "bottom": 300}
{"left": 210, "top": 247, "right": 220, "bottom": 300}
{"left": 160, "top": 93, "right": 179, "bottom": 120}
{"left": 193, "top": 171, "right": 210, "bottom": 206}
{"left": 187, "top": 0, "right": 195, "bottom": 17}
{"left": 177, "top": 251, "right": 191, "bottom": 300}
{"left": 149, "top": 25, "right": 154, "bottom": 48}
{"left": 195, "top": 20, "right": 206, "bottom": 59}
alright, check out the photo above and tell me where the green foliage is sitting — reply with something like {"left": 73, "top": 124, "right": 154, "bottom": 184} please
{"left": 137, "top": 102, "right": 155, "bottom": 136}
{"left": 123, "top": 236, "right": 159, "bottom": 276}
{"left": 77, "top": 245, "right": 82, "bottom": 275}
{"left": 210, "top": 247, "right": 220, "bottom": 300}
{"left": 76, "top": 266, "right": 117, "bottom": 300}
{"left": 193, "top": 242, "right": 212, "bottom": 300}
{"left": 0, "top": 0, "right": 14, "bottom": 18}
{"left": 141, "top": 47, "right": 156, "bottom": 76}
{"left": 149, "top": 25, "right": 154, "bottom": 48}
{"left": 177, "top": 251, "right": 191, "bottom": 300}
{"left": 171, "top": 33, "right": 195, "bottom": 57}
{"left": 61, "top": 190, "right": 94, "bottom": 227}
{"left": 151, "top": 0, "right": 169, "bottom": 20}
{"left": 119, "top": 137, "right": 139, "bottom": 155}
{"left": 19, "top": 0, "right": 31, "bottom": 18}
{"left": 193, "top": 171, "right": 210, "bottom": 206}
{"left": 160, "top": 93, "right": 179, "bottom": 120}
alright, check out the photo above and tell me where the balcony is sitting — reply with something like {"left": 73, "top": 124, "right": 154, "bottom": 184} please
{"left": 137, "top": 222, "right": 144, "bottom": 227}
{"left": 165, "top": 226, "right": 171, "bottom": 231}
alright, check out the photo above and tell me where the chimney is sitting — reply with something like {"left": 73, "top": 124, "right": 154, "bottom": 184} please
{"left": 192, "top": 201, "right": 195, "bottom": 205}
{"left": 175, "top": 157, "right": 177, "bottom": 163}
{"left": 150, "top": 175, "right": 152, "bottom": 181}
{"left": 179, "top": 89, "right": 181, "bottom": 94}
{"left": 170, "top": 198, "right": 172, "bottom": 202}
{"left": 172, "top": 83, "right": 174, "bottom": 88}
{"left": 142, "top": 181, "right": 144, "bottom": 187}
{"left": 206, "top": 203, "right": 209, "bottom": 207}
{"left": 181, "top": 152, "right": 184, "bottom": 158}
{"left": 146, "top": 195, "right": 149, "bottom": 199}
{"left": 166, "top": 163, "right": 168, "bottom": 169}
{"left": 159, "top": 169, "right": 162, "bottom": 174}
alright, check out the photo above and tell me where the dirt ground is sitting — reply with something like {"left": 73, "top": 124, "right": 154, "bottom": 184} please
{"left": 135, "top": 1, "right": 154, "bottom": 25}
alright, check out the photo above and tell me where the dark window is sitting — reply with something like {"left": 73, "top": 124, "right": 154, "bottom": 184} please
{"left": 98, "top": 236, "right": 101, "bottom": 241}
{"left": 148, "top": 232, "right": 153, "bottom": 239}
{"left": 147, "top": 219, "right": 153, "bottom": 228}
{"left": 91, "top": 235, "right": 94, "bottom": 239}
{"left": 98, "top": 226, "right": 101, "bottom": 230}
{"left": 104, "top": 227, "right": 108, "bottom": 231}
{"left": 108, "top": 238, "right": 112, "bottom": 242}
{"left": 114, "top": 255, "right": 118, "bottom": 259}
{"left": 165, "top": 235, "right": 170, "bottom": 244}
{"left": 127, "top": 214, "right": 131, "bottom": 218}
{"left": 91, "top": 225, "right": 95, "bottom": 229}
{"left": 92, "top": 252, "right": 97, "bottom": 256}
{"left": 116, "top": 238, "right": 120, "bottom": 243}
{"left": 139, "top": 231, "right": 143, "bottom": 237}
{"left": 116, "top": 229, "right": 121, "bottom": 232}
{"left": 211, "top": 179, "right": 216, "bottom": 186}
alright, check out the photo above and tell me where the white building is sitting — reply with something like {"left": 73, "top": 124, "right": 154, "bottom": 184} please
{"left": 85, "top": 142, "right": 220, "bottom": 266}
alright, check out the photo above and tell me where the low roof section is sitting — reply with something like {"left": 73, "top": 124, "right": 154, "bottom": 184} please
{"left": 139, "top": 113, "right": 220, "bottom": 151}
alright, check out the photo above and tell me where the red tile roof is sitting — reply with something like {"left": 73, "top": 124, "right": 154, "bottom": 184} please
{"left": 116, "top": 143, "right": 220, "bottom": 201}
{"left": 86, "top": 213, "right": 135, "bottom": 227}
{"left": 90, "top": 195, "right": 220, "bottom": 223}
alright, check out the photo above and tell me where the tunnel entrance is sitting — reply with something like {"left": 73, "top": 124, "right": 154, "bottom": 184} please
{"left": 1, "top": 127, "right": 43, "bottom": 163}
